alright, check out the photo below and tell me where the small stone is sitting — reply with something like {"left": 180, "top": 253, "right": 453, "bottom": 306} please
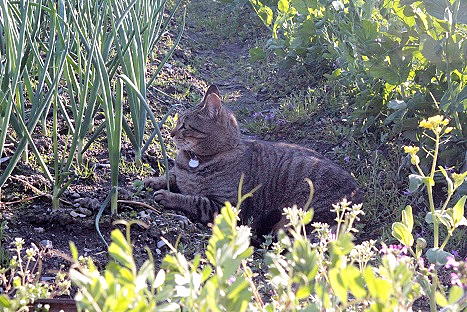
{"left": 139, "top": 210, "right": 150, "bottom": 219}
{"left": 34, "top": 227, "right": 45, "bottom": 233}
{"left": 70, "top": 211, "right": 86, "bottom": 218}
{"left": 69, "top": 192, "right": 80, "bottom": 199}
{"left": 155, "top": 248, "right": 161, "bottom": 255}
{"left": 40, "top": 240, "right": 53, "bottom": 249}
{"left": 0, "top": 156, "right": 10, "bottom": 164}
{"left": 73, "top": 203, "right": 80, "bottom": 208}
{"left": 89, "top": 199, "right": 100, "bottom": 210}
{"left": 157, "top": 240, "right": 166, "bottom": 249}
{"left": 77, "top": 207, "right": 92, "bottom": 216}
{"left": 40, "top": 276, "right": 55, "bottom": 282}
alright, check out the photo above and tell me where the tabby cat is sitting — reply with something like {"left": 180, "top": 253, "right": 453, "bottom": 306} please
{"left": 145, "top": 85, "right": 362, "bottom": 239}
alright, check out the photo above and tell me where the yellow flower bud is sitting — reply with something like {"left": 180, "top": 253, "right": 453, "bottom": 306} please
{"left": 419, "top": 115, "right": 449, "bottom": 132}
{"left": 403, "top": 146, "right": 419, "bottom": 155}
{"left": 419, "top": 119, "right": 431, "bottom": 129}
{"left": 410, "top": 154, "right": 420, "bottom": 166}
{"left": 444, "top": 127, "right": 453, "bottom": 134}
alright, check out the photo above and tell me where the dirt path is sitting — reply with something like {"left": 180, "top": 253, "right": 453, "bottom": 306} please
{"left": 171, "top": 0, "right": 272, "bottom": 121}
{"left": 168, "top": 1, "right": 341, "bottom": 150}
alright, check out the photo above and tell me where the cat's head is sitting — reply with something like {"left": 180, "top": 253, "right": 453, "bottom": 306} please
{"left": 171, "top": 85, "right": 240, "bottom": 156}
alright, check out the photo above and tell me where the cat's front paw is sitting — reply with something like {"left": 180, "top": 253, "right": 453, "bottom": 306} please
{"left": 144, "top": 176, "right": 166, "bottom": 191}
{"left": 154, "top": 189, "right": 177, "bottom": 208}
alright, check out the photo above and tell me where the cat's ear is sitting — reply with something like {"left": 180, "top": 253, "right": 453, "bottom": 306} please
{"left": 201, "top": 85, "right": 220, "bottom": 105}
{"left": 202, "top": 93, "right": 222, "bottom": 118}
{"left": 204, "top": 85, "right": 220, "bottom": 98}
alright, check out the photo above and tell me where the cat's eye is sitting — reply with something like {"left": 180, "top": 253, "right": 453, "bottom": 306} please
{"left": 186, "top": 124, "right": 206, "bottom": 134}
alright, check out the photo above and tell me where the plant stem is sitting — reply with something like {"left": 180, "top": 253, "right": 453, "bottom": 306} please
{"left": 428, "top": 133, "right": 440, "bottom": 248}
{"left": 427, "top": 186, "right": 438, "bottom": 248}
{"left": 429, "top": 270, "right": 440, "bottom": 312}
{"left": 440, "top": 234, "right": 451, "bottom": 250}
{"left": 427, "top": 133, "right": 442, "bottom": 312}
{"left": 77, "top": 138, "right": 84, "bottom": 167}
{"left": 52, "top": 85, "right": 59, "bottom": 210}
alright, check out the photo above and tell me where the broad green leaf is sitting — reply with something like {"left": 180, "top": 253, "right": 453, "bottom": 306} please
{"left": 453, "top": 0, "right": 467, "bottom": 23}
{"left": 201, "top": 265, "right": 213, "bottom": 283}
{"left": 0, "top": 295, "right": 11, "bottom": 308}
{"left": 278, "top": 0, "right": 289, "bottom": 13}
{"left": 257, "top": 6, "right": 274, "bottom": 26}
{"left": 421, "top": 35, "right": 444, "bottom": 66}
{"left": 408, "top": 174, "right": 424, "bottom": 192}
{"left": 388, "top": 99, "right": 407, "bottom": 110}
{"left": 329, "top": 268, "right": 348, "bottom": 302}
{"left": 362, "top": 19, "right": 378, "bottom": 41}
{"left": 331, "top": 233, "right": 354, "bottom": 255}
{"left": 249, "top": 47, "right": 266, "bottom": 62}
{"left": 392, "top": 222, "right": 414, "bottom": 247}
{"left": 296, "top": 285, "right": 311, "bottom": 299}
{"left": 425, "top": 210, "right": 454, "bottom": 229}
{"left": 435, "top": 291, "right": 449, "bottom": 307}
{"left": 368, "top": 62, "right": 406, "bottom": 85}
{"left": 439, "top": 209, "right": 454, "bottom": 229}
{"left": 238, "top": 246, "right": 254, "bottom": 259}
{"left": 426, "top": 248, "right": 452, "bottom": 266}
{"left": 448, "top": 285, "right": 464, "bottom": 304}
{"left": 452, "top": 171, "right": 467, "bottom": 190}
{"left": 342, "top": 266, "right": 367, "bottom": 298}
{"left": 291, "top": 0, "right": 317, "bottom": 14}
{"left": 452, "top": 195, "right": 466, "bottom": 227}
{"left": 439, "top": 167, "right": 454, "bottom": 195}
{"left": 109, "top": 230, "right": 134, "bottom": 269}
{"left": 315, "top": 283, "right": 331, "bottom": 309}
{"left": 154, "top": 269, "right": 165, "bottom": 288}
{"left": 226, "top": 277, "right": 250, "bottom": 300}
{"left": 423, "top": 0, "right": 448, "bottom": 20}
{"left": 363, "top": 267, "right": 392, "bottom": 301}
{"left": 402, "top": 205, "right": 413, "bottom": 231}
{"left": 302, "top": 209, "right": 314, "bottom": 225}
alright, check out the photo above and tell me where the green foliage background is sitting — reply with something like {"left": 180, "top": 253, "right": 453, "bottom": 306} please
{"left": 249, "top": 0, "right": 466, "bottom": 167}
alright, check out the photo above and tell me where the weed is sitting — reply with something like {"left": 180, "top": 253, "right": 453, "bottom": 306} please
{"left": 0, "top": 221, "right": 10, "bottom": 268}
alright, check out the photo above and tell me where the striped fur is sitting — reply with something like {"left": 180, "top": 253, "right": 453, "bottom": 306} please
{"left": 146, "top": 85, "right": 363, "bottom": 238}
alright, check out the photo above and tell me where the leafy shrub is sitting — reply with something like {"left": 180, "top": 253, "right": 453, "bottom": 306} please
{"left": 68, "top": 200, "right": 466, "bottom": 311}
{"left": 69, "top": 125, "right": 467, "bottom": 311}
{"left": 249, "top": 0, "right": 466, "bottom": 165}
{"left": 0, "top": 239, "right": 70, "bottom": 311}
